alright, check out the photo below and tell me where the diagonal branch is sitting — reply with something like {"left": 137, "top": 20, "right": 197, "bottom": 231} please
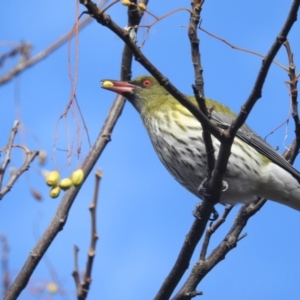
{"left": 0, "top": 0, "right": 106, "bottom": 86}
{"left": 80, "top": 0, "right": 224, "bottom": 140}
{"left": 78, "top": 2, "right": 300, "bottom": 299}
{"left": 80, "top": 1, "right": 300, "bottom": 204}
{"left": 4, "top": 3, "right": 146, "bottom": 299}
{"left": 204, "top": 0, "right": 300, "bottom": 203}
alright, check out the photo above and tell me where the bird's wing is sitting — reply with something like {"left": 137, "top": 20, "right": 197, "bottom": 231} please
{"left": 211, "top": 110, "right": 300, "bottom": 181}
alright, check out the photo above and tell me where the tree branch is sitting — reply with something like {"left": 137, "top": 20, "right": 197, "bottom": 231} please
{"left": 4, "top": 2, "right": 146, "bottom": 299}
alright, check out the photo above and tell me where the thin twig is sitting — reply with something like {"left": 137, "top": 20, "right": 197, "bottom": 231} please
{"left": 76, "top": 169, "right": 102, "bottom": 300}
{"left": 200, "top": 205, "right": 233, "bottom": 260}
{"left": 0, "top": 0, "right": 106, "bottom": 86}
{"left": 3, "top": 2, "right": 146, "bottom": 299}
{"left": 138, "top": 7, "right": 191, "bottom": 47}
{"left": 0, "top": 120, "right": 20, "bottom": 189}
{"left": 284, "top": 40, "right": 300, "bottom": 163}
{"left": 199, "top": 26, "right": 288, "bottom": 71}
{"left": 0, "top": 150, "right": 39, "bottom": 200}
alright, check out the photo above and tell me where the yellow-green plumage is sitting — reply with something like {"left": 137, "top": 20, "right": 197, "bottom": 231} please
{"left": 102, "top": 75, "right": 300, "bottom": 211}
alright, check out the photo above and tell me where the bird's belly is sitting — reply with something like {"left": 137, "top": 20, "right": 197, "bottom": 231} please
{"left": 149, "top": 128, "right": 263, "bottom": 205}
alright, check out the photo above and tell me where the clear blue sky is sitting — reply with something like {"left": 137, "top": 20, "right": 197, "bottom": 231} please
{"left": 1, "top": 1, "right": 300, "bottom": 299}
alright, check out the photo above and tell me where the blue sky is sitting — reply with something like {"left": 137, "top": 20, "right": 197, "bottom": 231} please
{"left": 1, "top": 1, "right": 300, "bottom": 299}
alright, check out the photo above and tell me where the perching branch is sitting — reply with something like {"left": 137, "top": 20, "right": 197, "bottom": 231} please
{"left": 188, "top": 0, "right": 216, "bottom": 179}
{"left": 204, "top": 0, "right": 300, "bottom": 204}
{"left": 80, "top": 0, "right": 300, "bottom": 205}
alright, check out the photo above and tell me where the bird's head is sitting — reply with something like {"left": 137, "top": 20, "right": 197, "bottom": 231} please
{"left": 101, "top": 76, "right": 170, "bottom": 115}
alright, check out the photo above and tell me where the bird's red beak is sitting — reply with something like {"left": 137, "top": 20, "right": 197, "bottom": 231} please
{"left": 101, "top": 79, "right": 136, "bottom": 95}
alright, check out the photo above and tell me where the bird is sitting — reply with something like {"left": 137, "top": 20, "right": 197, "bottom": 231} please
{"left": 101, "top": 75, "right": 300, "bottom": 211}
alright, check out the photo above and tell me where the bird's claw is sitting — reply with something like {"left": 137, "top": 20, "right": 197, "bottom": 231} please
{"left": 198, "top": 179, "right": 229, "bottom": 195}
{"left": 222, "top": 181, "right": 229, "bottom": 192}
{"left": 192, "top": 203, "right": 219, "bottom": 221}
{"left": 198, "top": 178, "right": 209, "bottom": 196}
{"left": 210, "top": 207, "right": 219, "bottom": 221}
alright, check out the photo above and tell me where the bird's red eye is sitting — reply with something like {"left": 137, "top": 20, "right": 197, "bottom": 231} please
{"left": 142, "top": 79, "right": 152, "bottom": 87}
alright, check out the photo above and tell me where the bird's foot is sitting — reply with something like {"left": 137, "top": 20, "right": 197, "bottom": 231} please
{"left": 198, "top": 179, "right": 229, "bottom": 196}
{"left": 222, "top": 181, "right": 229, "bottom": 192}
{"left": 210, "top": 207, "right": 219, "bottom": 221}
{"left": 198, "top": 178, "right": 209, "bottom": 196}
{"left": 193, "top": 203, "right": 219, "bottom": 221}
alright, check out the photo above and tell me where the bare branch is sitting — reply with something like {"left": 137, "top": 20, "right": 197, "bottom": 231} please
{"left": 0, "top": 0, "right": 107, "bottom": 86}
{"left": 0, "top": 120, "right": 20, "bottom": 189}
{"left": 173, "top": 199, "right": 266, "bottom": 300}
{"left": 79, "top": 0, "right": 225, "bottom": 141}
{"left": 188, "top": 0, "right": 216, "bottom": 179}
{"left": 284, "top": 40, "right": 300, "bottom": 163}
{"left": 3, "top": 3, "right": 146, "bottom": 299}
{"left": 75, "top": 169, "right": 102, "bottom": 300}
{"left": 200, "top": 205, "right": 233, "bottom": 260}
{"left": 0, "top": 149, "right": 39, "bottom": 200}
{"left": 204, "top": 0, "right": 300, "bottom": 204}
{"left": 153, "top": 202, "right": 214, "bottom": 300}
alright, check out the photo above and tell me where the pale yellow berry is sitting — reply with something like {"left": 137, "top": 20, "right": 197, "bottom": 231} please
{"left": 49, "top": 186, "right": 61, "bottom": 198}
{"left": 71, "top": 169, "right": 84, "bottom": 186}
{"left": 46, "top": 171, "right": 60, "bottom": 186}
{"left": 46, "top": 282, "right": 58, "bottom": 294}
{"left": 102, "top": 80, "right": 114, "bottom": 88}
{"left": 59, "top": 178, "right": 73, "bottom": 190}
{"left": 138, "top": 3, "right": 146, "bottom": 11}
{"left": 121, "top": 0, "right": 132, "bottom": 6}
